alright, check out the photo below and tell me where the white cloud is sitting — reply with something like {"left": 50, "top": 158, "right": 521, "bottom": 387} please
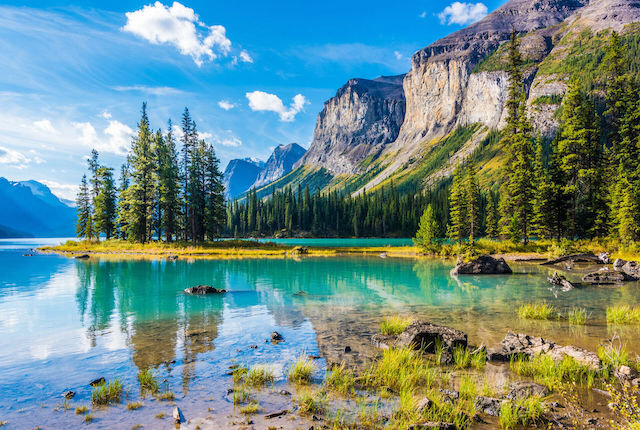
{"left": 0, "top": 146, "right": 30, "bottom": 169}
{"left": 123, "top": 1, "right": 232, "bottom": 66}
{"left": 239, "top": 50, "right": 253, "bottom": 63}
{"left": 218, "top": 100, "right": 236, "bottom": 110}
{"left": 438, "top": 2, "right": 488, "bottom": 25}
{"left": 100, "top": 111, "right": 112, "bottom": 119}
{"left": 246, "top": 91, "right": 308, "bottom": 122}
{"left": 112, "top": 85, "right": 183, "bottom": 96}
{"left": 394, "top": 51, "right": 404, "bottom": 60}
{"left": 198, "top": 131, "right": 212, "bottom": 140}
{"left": 419, "top": 11, "right": 427, "bottom": 18}
{"left": 72, "top": 120, "right": 134, "bottom": 155}
{"left": 217, "top": 136, "right": 242, "bottom": 147}
{"left": 33, "top": 119, "right": 56, "bottom": 134}
{"left": 104, "top": 120, "right": 135, "bottom": 155}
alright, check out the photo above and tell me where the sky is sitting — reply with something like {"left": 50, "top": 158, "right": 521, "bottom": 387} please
{"left": 0, "top": 0, "right": 507, "bottom": 200}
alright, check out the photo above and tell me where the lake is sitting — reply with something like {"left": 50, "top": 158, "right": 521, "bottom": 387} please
{"left": 1, "top": 238, "right": 639, "bottom": 428}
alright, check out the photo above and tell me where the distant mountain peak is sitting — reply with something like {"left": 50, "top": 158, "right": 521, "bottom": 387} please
{"left": 251, "top": 143, "right": 306, "bottom": 189}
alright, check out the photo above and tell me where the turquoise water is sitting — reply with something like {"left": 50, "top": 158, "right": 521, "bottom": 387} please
{"left": 1, "top": 238, "right": 639, "bottom": 428}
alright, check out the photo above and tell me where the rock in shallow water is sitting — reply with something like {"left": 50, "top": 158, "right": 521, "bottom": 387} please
{"left": 506, "top": 382, "right": 550, "bottom": 400}
{"left": 450, "top": 255, "right": 512, "bottom": 276}
{"left": 582, "top": 270, "right": 635, "bottom": 284}
{"left": 499, "top": 331, "right": 554, "bottom": 359}
{"left": 184, "top": 285, "right": 227, "bottom": 295}
{"left": 474, "top": 396, "right": 504, "bottom": 416}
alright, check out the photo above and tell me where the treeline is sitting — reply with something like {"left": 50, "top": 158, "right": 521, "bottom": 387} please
{"left": 417, "top": 31, "right": 640, "bottom": 248}
{"left": 225, "top": 184, "right": 456, "bottom": 238}
{"left": 76, "top": 104, "right": 225, "bottom": 243}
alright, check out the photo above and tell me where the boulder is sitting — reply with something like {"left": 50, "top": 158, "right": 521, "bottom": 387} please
{"left": 184, "top": 285, "right": 227, "bottom": 295}
{"left": 292, "top": 246, "right": 309, "bottom": 254}
{"left": 450, "top": 255, "right": 512, "bottom": 276}
{"left": 498, "top": 331, "right": 554, "bottom": 360}
{"left": 621, "top": 261, "right": 640, "bottom": 278}
{"left": 506, "top": 382, "right": 550, "bottom": 400}
{"left": 271, "top": 331, "right": 284, "bottom": 342}
{"left": 548, "top": 272, "right": 576, "bottom": 290}
{"left": 474, "top": 396, "right": 504, "bottom": 416}
{"left": 416, "top": 397, "right": 434, "bottom": 412}
{"left": 75, "top": 254, "right": 90, "bottom": 260}
{"left": 582, "top": 270, "right": 635, "bottom": 284}
{"left": 396, "top": 321, "right": 467, "bottom": 364}
{"left": 173, "top": 406, "right": 184, "bottom": 424}
{"left": 615, "top": 365, "right": 639, "bottom": 382}
{"left": 548, "top": 345, "right": 601, "bottom": 370}
{"left": 370, "top": 334, "right": 396, "bottom": 349}
{"left": 613, "top": 258, "right": 626, "bottom": 270}
{"left": 599, "top": 253, "right": 610, "bottom": 264}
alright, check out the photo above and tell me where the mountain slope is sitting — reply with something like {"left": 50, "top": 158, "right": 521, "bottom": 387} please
{"left": 252, "top": 143, "right": 306, "bottom": 189}
{"left": 0, "top": 178, "right": 76, "bottom": 237}
{"left": 223, "top": 158, "right": 265, "bottom": 198}
{"left": 254, "top": 0, "right": 640, "bottom": 198}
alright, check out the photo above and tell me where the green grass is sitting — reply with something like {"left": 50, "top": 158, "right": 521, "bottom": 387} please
{"left": 324, "top": 363, "right": 356, "bottom": 396}
{"left": 510, "top": 354, "right": 601, "bottom": 390}
{"left": 598, "top": 341, "right": 630, "bottom": 368}
{"left": 126, "top": 402, "right": 143, "bottom": 410}
{"left": 567, "top": 307, "right": 588, "bottom": 325}
{"left": 83, "top": 413, "right": 95, "bottom": 423}
{"left": 75, "top": 405, "right": 89, "bottom": 415}
{"left": 517, "top": 303, "right": 557, "bottom": 320}
{"left": 232, "top": 386, "right": 252, "bottom": 405}
{"left": 231, "top": 366, "right": 248, "bottom": 384}
{"left": 607, "top": 306, "right": 640, "bottom": 324}
{"left": 297, "top": 390, "right": 326, "bottom": 415}
{"left": 499, "top": 396, "right": 546, "bottom": 429}
{"left": 499, "top": 401, "right": 519, "bottom": 430}
{"left": 453, "top": 346, "right": 486, "bottom": 370}
{"left": 288, "top": 355, "right": 316, "bottom": 385}
{"left": 379, "top": 316, "right": 412, "bottom": 336}
{"left": 157, "top": 389, "right": 175, "bottom": 401}
{"left": 91, "top": 379, "right": 122, "bottom": 406}
{"left": 459, "top": 375, "right": 479, "bottom": 400}
{"left": 137, "top": 369, "right": 159, "bottom": 394}
{"left": 361, "top": 346, "right": 436, "bottom": 393}
{"left": 244, "top": 365, "right": 275, "bottom": 387}
{"left": 239, "top": 402, "right": 261, "bottom": 414}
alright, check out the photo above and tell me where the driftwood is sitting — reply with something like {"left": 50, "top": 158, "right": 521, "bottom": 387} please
{"left": 540, "top": 253, "right": 603, "bottom": 266}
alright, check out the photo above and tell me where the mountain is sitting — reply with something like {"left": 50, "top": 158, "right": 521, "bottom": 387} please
{"left": 252, "top": 143, "right": 306, "bottom": 189}
{"left": 248, "top": 0, "right": 640, "bottom": 197}
{"left": 223, "top": 158, "right": 265, "bottom": 198}
{"left": 0, "top": 178, "right": 76, "bottom": 237}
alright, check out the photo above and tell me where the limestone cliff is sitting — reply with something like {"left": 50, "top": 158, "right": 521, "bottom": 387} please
{"left": 294, "top": 75, "right": 405, "bottom": 175}
{"left": 251, "top": 143, "right": 306, "bottom": 189}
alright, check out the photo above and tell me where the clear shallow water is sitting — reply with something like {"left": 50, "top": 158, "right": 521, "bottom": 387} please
{"left": 1, "top": 238, "right": 639, "bottom": 428}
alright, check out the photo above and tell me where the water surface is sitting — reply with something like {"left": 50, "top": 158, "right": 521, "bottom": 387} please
{"left": 0, "top": 238, "right": 638, "bottom": 428}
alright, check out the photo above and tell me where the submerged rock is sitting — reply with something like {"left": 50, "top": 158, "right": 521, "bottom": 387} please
{"left": 450, "top": 255, "right": 512, "bottom": 276}
{"left": 474, "top": 396, "right": 504, "bottom": 416}
{"left": 184, "top": 285, "right": 227, "bottom": 295}
{"left": 270, "top": 331, "right": 284, "bottom": 342}
{"left": 62, "top": 391, "right": 75, "bottom": 400}
{"left": 167, "top": 255, "right": 178, "bottom": 261}
{"left": 548, "top": 272, "right": 576, "bottom": 290}
{"left": 75, "top": 254, "right": 90, "bottom": 260}
{"left": 582, "top": 270, "right": 635, "bottom": 284}
{"left": 89, "top": 377, "right": 105, "bottom": 387}
{"left": 506, "top": 382, "right": 550, "bottom": 400}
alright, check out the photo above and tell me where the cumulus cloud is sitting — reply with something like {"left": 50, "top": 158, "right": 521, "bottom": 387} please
{"left": 239, "top": 50, "right": 253, "bottom": 63}
{"left": 33, "top": 119, "right": 57, "bottom": 134}
{"left": 0, "top": 146, "right": 31, "bottom": 169}
{"left": 100, "top": 111, "right": 112, "bottom": 119}
{"left": 39, "top": 180, "right": 78, "bottom": 201}
{"left": 122, "top": 1, "right": 232, "bottom": 66}
{"left": 438, "top": 2, "right": 488, "bottom": 25}
{"left": 246, "top": 91, "right": 308, "bottom": 122}
{"left": 72, "top": 119, "right": 134, "bottom": 155}
{"left": 216, "top": 136, "right": 241, "bottom": 147}
{"left": 218, "top": 100, "right": 236, "bottom": 110}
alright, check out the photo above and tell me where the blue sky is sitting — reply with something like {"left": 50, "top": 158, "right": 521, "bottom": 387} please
{"left": 0, "top": 0, "right": 507, "bottom": 199}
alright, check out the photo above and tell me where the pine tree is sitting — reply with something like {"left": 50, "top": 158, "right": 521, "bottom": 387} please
{"left": 414, "top": 204, "right": 439, "bottom": 252}
{"left": 485, "top": 194, "right": 498, "bottom": 239}
{"left": 499, "top": 31, "right": 534, "bottom": 244}
{"left": 204, "top": 143, "right": 225, "bottom": 239}
{"left": 156, "top": 121, "right": 182, "bottom": 242}
{"left": 448, "top": 163, "right": 467, "bottom": 243}
{"left": 94, "top": 167, "right": 117, "bottom": 239}
{"left": 116, "top": 163, "right": 130, "bottom": 239}
{"left": 465, "top": 160, "right": 480, "bottom": 242}
{"left": 76, "top": 174, "right": 94, "bottom": 240}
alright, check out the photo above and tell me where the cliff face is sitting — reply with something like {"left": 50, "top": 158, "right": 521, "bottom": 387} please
{"left": 223, "top": 158, "right": 264, "bottom": 198}
{"left": 252, "top": 143, "right": 306, "bottom": 189}
{"left": 295, "top": 75, "right": 406, "bottom": 175}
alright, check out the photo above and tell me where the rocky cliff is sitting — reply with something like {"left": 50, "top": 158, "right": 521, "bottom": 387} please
{"left": 255, "top": 0, "right": 640, "bottom": 197}
{"left": 252, "top": 143, "right": 306, "bottom": 189}
{"left": 294, "top": 75, "right": 405, "bottom": 175}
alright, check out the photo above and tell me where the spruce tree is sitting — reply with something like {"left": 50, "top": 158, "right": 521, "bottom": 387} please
{"left": 414, "top": 204, "right": 439, "bottom": 252}
{"left": 204, "top": 143, "right": 225, "bottom": 239}
{"left": 448, "top": 163, "right": 467, "bottom": 243}
{"left": 116, "top": 163, "right": 130, "bottom": 239}
{"left": 76, "top": 174, "right": 94, "bottom": 240}
{"left": 156, "top": 121, "right": 182, "bottom": 242}
{"left": 465, "top": 160, "right": 480, "bottom": 242}
{"left": 485, "top": 193, "right": 498, "bottom": 239}
{"left": 94, "top": 167, "right": 117, "bottom": 239}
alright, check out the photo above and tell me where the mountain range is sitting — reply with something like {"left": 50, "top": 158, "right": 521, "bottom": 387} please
{"left": 223, "top": 143, "right": 306, "bottom": 198}
{"left": 0, "top": 178, "right": 76, "bottom": 238}
{"left": 247, "top": 0, "right": 640, "bottom": 197}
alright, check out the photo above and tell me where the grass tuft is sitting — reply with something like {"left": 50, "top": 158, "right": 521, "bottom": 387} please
{"left": 567, "top": 307, "right": 588, "bottom": 325}
{"left": 510, "top": 354, "right": 601, "bottom": 390}
{"left": 75, "top": 405, "right": 88, "bottom": 415}
{"left": 83, "top": 413, "right": 95, "bottom": 423}
{"left": 297, "top": 390, "right": 326, "bottom": 415}
{"left": 324, "top": 363, "right": 355, "bottom": 396}
{"left": 239, "top": 402, "right": 261, "bottom": 414}
{"left": 137, "top": 369, "right": 159, "bottom": 394}
{"left": 288, "top": 355, "right": 316, "bottom": 385}
{"left": 126, "top": 402, "right": 143, "bottom": 410}
{"left": 91, "top": 379, "right": 122, "bottom": 406}
{"left": 453, "top": 346, "right": 487, "bottom": 370}
{"left": 244, "top": 365, "right": 275, "bottom": 387}
{"left": 607, "top": 306, "right": 640, "bottom": 324}
{"left": 361, "top": 346, "right": 436, "bottom": 393}
{"left": 380, "top": 316, "right": 412, "bottom": 336}
{"left": 518, "top": 303, "right": 556, "bottom": 320}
